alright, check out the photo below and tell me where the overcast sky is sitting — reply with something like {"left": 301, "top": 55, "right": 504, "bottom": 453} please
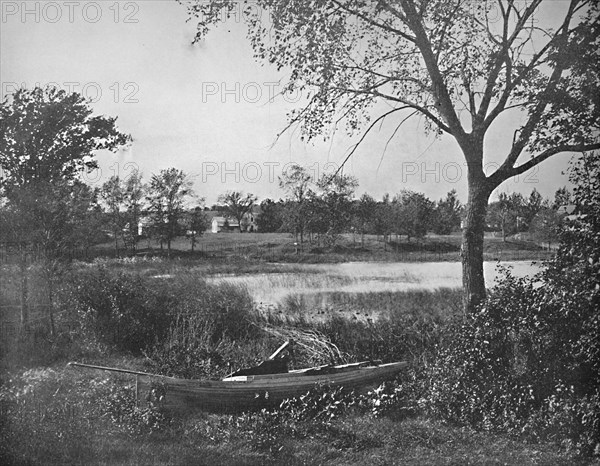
{"left": 1, "top": 0, "right": 576, "bottom": 205}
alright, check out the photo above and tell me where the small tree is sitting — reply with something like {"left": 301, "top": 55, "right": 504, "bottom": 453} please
{"left": 146, "top": 168, "right": 194, "bottom": 256}
{"left": 392, "top": 190, "right": 434, "bottom": 241}
{"left": 372, "top": 194, "right": 394, "bottom": 250}
{"left": 256, "top": 198, "right": 285, "bottom": 233}
{"left": 530, "top": 207, "right": 562, "bottom": 250}
{"left": 486, "top": 192, "right": 525, "bottom": 241}
{"left": 217, "top": 191, "right": 257, "bottom": 233}
{"left": 353, "top": 193, "right": 377, "bottom": 247}
{"left": 186, "top": 205, "right": 208, "bottom": 252}
{"left": 522, "top": 188, "right": 546, "bottom": 231}
{"left": 123, "top": 170, "right": 145, "bottom": 252}
{"left": 316, "top": 173, "right": 358, "bottom": 247}
{"left": 433, "top": 190, "right": 462, "bottom": 235}
{"left": 553, "top": 186, "right": 572, "bottom": 209}
{"left": 279, "top": 164, "right": 313, "bottom": 244}
{"left": 100, "top": 176, "right": 126, "bottom": 255}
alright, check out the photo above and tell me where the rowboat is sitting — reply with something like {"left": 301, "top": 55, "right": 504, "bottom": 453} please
{"left": 68, "top": 343, "right": 408, "bottom": 413}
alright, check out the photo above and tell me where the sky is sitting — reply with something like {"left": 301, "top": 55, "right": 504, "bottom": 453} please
{"left": 0, "top": 0, "right": 578, "bottom": 205}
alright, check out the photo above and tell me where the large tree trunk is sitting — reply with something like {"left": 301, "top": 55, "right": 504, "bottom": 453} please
{"left": 462, "top": 176, "right": 492, "bottom": 313}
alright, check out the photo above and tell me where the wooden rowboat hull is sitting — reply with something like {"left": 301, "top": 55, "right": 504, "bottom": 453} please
{"left": 137, "top": 361, "right": 408, "bottom": 413}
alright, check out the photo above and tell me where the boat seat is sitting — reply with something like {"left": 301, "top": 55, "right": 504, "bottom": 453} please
{"left": 227, "top": 356, "right": 289, "bottom": 377}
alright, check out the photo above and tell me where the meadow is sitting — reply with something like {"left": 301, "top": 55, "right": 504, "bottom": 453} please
{"left": 95, "top": 231, "right": 554, "bottom": 264}
{"left": 0, "top": 234, "right": 594, "bottom": 465}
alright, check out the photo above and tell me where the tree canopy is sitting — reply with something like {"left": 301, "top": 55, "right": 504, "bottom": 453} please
{"left": 0, "top": 86, "right": 131, "bottom": 195}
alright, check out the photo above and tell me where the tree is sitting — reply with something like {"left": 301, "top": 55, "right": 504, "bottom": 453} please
{"left": 0, "top": 86, "right": 129, "bottom": 335}
{"left": 486, "top": 192, "right": 524, "bottom": 241}
{"left": 315, "top": 173, "right": 358, "bottom": 246}
{"left": 392, "top": 190, "right": 434, "bottom": 241}
{"left": 553, "top": 186, "right": 572, "bottom": 209}
{"left": 186, "top": 205, "right": 209, "bottom": 252}
{"left": 279, "top": 164, "right": 313, "bottom": 245}
{"left": 122, "top": 170, "right": 145, "bottom": 252}
{"left": 353, "top": 193, "right": 377, "bottom": 246}
{"left": 522, "top": 188, "right": 546, "bottom": 230}
{"left": 0, "top": 86, "right": 130, "bottom": 253}
{"left": 427, "top": 153, "right": 600, "bottom": 453}
{"left": 433, "top": 189, "right": 462, "bottom": 235}
{"left": 100, "top": 171, "right": 146, "bottom": 255}
{"left": 256, "top": 198, "right": 285, "bottom": 232}
{"left": 217, "top": 191, "right": 257, "bottom": 232}
{"left": 100, "top": 176, "right": 127, "bottom": 255}
{"left": 146, "top": 168, "right": 194, "bottom": 256}
{"left": 189, "top": 1, "right": 600, "bottom": 312}
{"left": 530, "top": 207, "right": 562, "bottom": 250}
{"left": 371, "top": 194, "right": 394, "bottom": 250}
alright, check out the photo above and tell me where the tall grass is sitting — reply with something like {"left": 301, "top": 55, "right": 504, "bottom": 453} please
{"left": 0, "top": 257, "right": 591, "bottom": 465}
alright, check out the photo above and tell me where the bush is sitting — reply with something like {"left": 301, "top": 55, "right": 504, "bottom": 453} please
{"left": 314, "top": 296, "right": 455, "bottom": 365}
{"left": 0, "top": 367, "right": 172, "bottom": 465}
{"left": 425, "top": 224, "right": 600, "bottom": 456}
{"left": 58, "top": 267, "right": 174, "bottom": 354}
{"left": 143, "top": 278, "right": 264, "bottom": 379}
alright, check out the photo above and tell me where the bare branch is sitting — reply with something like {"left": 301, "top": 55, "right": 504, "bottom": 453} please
{"left": 490, "top": 142, "right": 600, "bottom": 186}
{"left": 328, "top": 106, "right": 411, "bottom": 181}
{"left": 330, "top": 0, "right": 416, "bottom": 43}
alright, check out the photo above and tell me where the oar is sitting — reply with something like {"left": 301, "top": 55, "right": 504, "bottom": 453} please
{"left": 67, "top": 361, "right": 155, "bottom": 377}
{"left": 267, "top": 340, "right": 291, "bottom": 360}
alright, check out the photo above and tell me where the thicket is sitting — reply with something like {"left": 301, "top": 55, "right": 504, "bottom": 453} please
{"left": 424, "top": 153, "right": 600, "bottom": 457}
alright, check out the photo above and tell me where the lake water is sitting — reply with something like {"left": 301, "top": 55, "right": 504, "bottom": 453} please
{"left": 209, "top": 260, "right": 542, "bottom": 307}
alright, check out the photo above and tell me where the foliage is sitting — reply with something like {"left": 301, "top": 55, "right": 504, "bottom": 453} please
{"left": 186, "top": 205, "right": 209, "bottom": 251}
{"left": 553, "top": 186, "right": 572, "bottom": 209}
{"left": 425, "top": 152, "right": 600, "bottom": 456}
{"left": 0, "top": 86, "right": 129, "bottom": 260}
{"left": 256, "top": 198, "right": 285, "bottom": 233}
{"left": 0, "top": 367, "right": 171, "bottom": 465}
{"left": 146, "top": 168, "right": 194, "bottom": 255}
{"left": 432, "top": 190, "right": 462, "bottom": 235}
{"left": 352, "top": 193, "right": 377, "bottom": 244}
{"left": 0, "top": 179, "right": 103, "bottom": 257}
{"left": 313, "top": 173, "right": 358, "bottom": 246}
{"left": 278, "top": 164, "right": 313, "bottom": 242}
{"left": 392, "top": 190, "right": 434, "bottom": 240}
{"left": 145, "top": 279, "right": 259, "bottom": 379}
{"left": 58, "top": 267, "right": 174, "bottom": 354}
{"left": 486, "top": 192, "right": 523, "bottom": 239}
{"left": 529, "top": 207, "right": 562, "bottom": 249}
{"left": 425, "top": 263, "right": 599, "bottom": 456}
{"left": 0, "top": 86, "right": 130, "bottom": 193}
{"left": 217, "top": 191, "right": 257, "bottom": 233}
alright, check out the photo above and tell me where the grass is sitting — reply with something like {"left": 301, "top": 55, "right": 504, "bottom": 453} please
{"left": 91, "top": 232, "right": 554, "bottom": 264}
{"left": 1, "top": 255, "right": 590, "bottom": 465}
{"left": 206, "top": 261, "right": 538, "bottom": 319}
{"left": 1, "top": 363, "right": 589, "bottom": 466}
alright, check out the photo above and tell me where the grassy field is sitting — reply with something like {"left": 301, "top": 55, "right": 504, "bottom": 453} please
{"left": 94, "top": 232, "right": 554, "bottom": 263}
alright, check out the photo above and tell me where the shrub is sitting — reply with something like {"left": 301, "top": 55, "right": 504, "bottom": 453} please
{"left": 57, "top": 267, "right": 174, "bottom": 354}
{"left": 425, "top": 233, "right": 599, "bottom": 455}
{"left": 144, "top": 278, "right": 264, "bottom": 379}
